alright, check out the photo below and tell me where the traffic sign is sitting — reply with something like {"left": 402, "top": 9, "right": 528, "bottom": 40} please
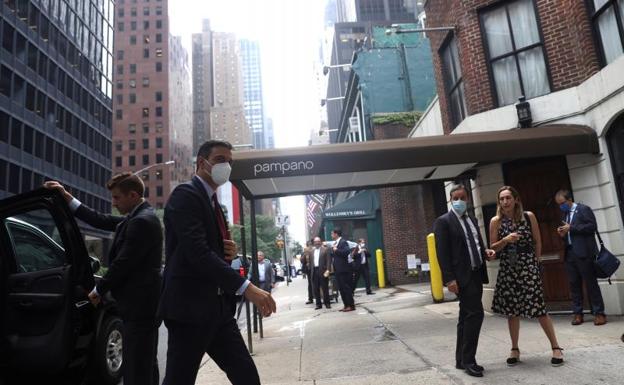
{"left": 275, "top": 215, "right": 290, "bottom": 227}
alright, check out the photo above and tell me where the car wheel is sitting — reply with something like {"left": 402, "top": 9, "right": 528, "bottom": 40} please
{"left": 93, "top": 316, "right": 123, "bottom": 385}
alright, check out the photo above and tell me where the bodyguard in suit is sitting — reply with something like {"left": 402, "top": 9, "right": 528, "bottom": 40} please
{"left": 351, "top": 238, "right": 374, "bottom": 295}
{"left": 160, "top": 140, "right": 276, "bottom": 385}
{"left": 44, "top": 174, "right": 162, "bottom": 385}
{"left": 433, "top": 184, "right": 495, "bottom": 377}
{"left": 310, "top": 237, "right": 332, "bottom": 309}
{"left": 331, "top": 228, "right": 355, "bottom": 312}
{"left": 247, "top": 251, "right": 275, "bottom": 293}
{"left": 301, "top": 241, "right": 315, "bottom": 304}
{"left": 555, "top": 189, "right": 606, "bottom": 326}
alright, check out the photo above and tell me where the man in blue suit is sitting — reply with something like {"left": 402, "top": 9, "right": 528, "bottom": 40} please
{"left": 555, "top": 189, "right": 606, "bottom": 326}
{"left": 160, "top": 140, "right": 276, "bottom": 385}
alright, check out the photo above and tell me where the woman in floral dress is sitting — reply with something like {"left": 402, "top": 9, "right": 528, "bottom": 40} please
{"left": 489, "top": 186, "right": 563, "bottom": 367}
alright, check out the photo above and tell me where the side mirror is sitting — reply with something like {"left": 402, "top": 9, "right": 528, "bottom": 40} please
{"left": 89, "top": 256, "right": 101, "bottom": 274}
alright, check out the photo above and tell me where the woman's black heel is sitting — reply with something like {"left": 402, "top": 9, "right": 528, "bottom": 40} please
{"left": 506, "top": 348, "right": 520, "bottom": 366}
{"left": 551, "top": 347, "right": 564, "bottom": 367}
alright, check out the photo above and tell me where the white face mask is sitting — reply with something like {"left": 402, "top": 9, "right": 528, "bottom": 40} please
{"left": 206, "top": 161, "right": 231, "bottom": 186}
{"left": 360, "top": 243, "right": 366, "bottom": 248}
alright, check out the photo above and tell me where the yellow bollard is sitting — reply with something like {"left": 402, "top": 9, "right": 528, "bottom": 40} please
{"left": 375, "top": 249, "right": 385, "bottom": 288}
{"left": 427, "top": 233, "right": 444, "bottom": 303}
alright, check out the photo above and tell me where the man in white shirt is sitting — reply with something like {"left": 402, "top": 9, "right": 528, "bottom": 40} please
{"left": 248, "top": 251, "right": 275, "bottom": 293}
{"left": 310, "top": 237, "right": 332, "bottom": 309}
{"left": 351, "top": 238, "right": 374, "bottom": 295}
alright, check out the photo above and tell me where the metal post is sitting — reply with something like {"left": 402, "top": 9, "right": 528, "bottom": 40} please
{"left": 250, "top": 199, "right": 259, "bottom": 334}
{"left": 238, "top": 193, "right": 253, "bottom": 353}
{"left": 398, "top": 43, "right": 414, "bottom": 111}
{"left": 282, "top": 225, "right": 291, "bottom": 285}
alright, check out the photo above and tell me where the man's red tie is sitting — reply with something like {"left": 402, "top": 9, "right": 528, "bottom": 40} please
{"left": 212, "top": 194, "right": 231, "bottom": 240}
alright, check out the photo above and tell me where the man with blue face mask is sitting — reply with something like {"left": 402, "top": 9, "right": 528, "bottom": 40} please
{"left": 555, "top": 189, "right": 606, "bottom": 326}
{"left": 160, "top": 140, "right": 276, "bottom": 385}
{"left": 433, "top": 184, "right": 495, "bottom": 378}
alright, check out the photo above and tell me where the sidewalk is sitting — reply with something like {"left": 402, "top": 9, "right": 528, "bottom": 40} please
{"left": 196, "top": 277, "right": 624, "bottom": 384}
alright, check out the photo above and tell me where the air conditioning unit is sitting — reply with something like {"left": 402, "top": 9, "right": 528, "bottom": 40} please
{"left": 348, "top": 116, "right": 360, "bottom": 134}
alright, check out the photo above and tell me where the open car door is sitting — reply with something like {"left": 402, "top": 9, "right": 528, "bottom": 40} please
{"left": 0, "top": 188, "right": 94, "bottom": 376}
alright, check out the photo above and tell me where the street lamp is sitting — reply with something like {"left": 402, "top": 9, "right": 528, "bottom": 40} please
{"left": 133, "top": 160, "right": 175, "bottom": 175}
{"left": 385, "top": 24, "right": 455, "bottom": 35}
{"left": 320, "top": 96, "right": 345, "bottom": 107}
{"left": 323, "top": 63, "right": 352, "bottom": 76}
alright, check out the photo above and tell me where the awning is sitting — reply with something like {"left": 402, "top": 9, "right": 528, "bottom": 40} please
{"left": 323, "top": 190, "right": 380, "bottom": 220}
{"left": 230, "top": 125, "right": 598, "bottom": 199}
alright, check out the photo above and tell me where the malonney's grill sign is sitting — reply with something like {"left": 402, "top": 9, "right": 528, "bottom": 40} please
{"left": 324, "top": 210, "right": 367, "bottom": 218}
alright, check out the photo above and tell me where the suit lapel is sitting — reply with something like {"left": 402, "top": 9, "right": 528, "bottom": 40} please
{"left": 191, "top": 176, "right": 223, "bottom": 249}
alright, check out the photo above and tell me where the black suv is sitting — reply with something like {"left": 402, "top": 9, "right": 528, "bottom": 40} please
{"left": 0, "top": 189, "right": 122, "bottom": 385}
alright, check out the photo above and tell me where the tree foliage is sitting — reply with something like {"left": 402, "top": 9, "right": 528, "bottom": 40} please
{"left": 231, "top": 215, "right": 282, "bottom": 262}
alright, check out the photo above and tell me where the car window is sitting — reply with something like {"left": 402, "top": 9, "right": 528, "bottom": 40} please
{"left": 5, "top": 209, "right": 66, "bottom": 273}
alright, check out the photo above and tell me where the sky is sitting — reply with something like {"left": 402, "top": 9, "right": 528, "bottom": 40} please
{"left": 168, "top": 0, "right": 328, "bottom": 245}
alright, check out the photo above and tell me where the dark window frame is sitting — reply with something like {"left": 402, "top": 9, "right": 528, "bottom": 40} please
{"left": 479, "top": 0, "right": 553, "bottom": 107}
{"left": 589, "top": 0, "right": 624, "bottom": 66}
{"left": 439, "top": 33, "right": 467, "bottom": 129}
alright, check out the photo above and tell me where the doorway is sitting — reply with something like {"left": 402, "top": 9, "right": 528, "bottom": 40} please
{"left": 503, "top": 156, "right": 571, "bottom": 310}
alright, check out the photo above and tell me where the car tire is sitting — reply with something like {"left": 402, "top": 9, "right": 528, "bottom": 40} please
{"left": 93, "top": 316, "right": 123, "bottom": 385}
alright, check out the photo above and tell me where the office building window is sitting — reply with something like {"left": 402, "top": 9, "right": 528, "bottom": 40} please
{"left": 156, "top": 20, "right": 163, "bottom": 29}
{"left": 156, "top": 137, "right": 163, "bottom": 148}
{"left": 156, "top": 153, "right": 163, "bottom": 163}
{"left": 142, "top": 138, "right": 149, "bottom": 149}
{"left": 118, "top": 22, "right": 125, "bottom": 31}
{"left": 441, "top": 35, "right": 468, "bottom": 128}
{"left": 129, "top": 124, "right": 137, "bottom": 134}
{"left": 115, "top": 141, "right": 122, "bottom": 151}
{"left": 155, "top": 62, "right": 162, "bottom": 72}
{"left": 117, "top": 50, "right": 124, "bottom": 60}
{"left": 115, "top": 109, "right": 123, "bottom": 120}
{"left": 142, "top": 108, "right": 149, "bottom": 117}
{"left": 142, "top": 123, "right": 149, "bottom": 133}
{"left": 117, "top": 64, "right": 124, "bottom": 75}
{"left": 131, "top": 21, "right": 137, "bottom": 30}
{"left": 156, "top": 185, "right": 163, "bottom": 197}
{"left": 480, "top": 0, "right": 550, "bottom": 106}
{"left": 142, "top": 154, "right": 149, "bottom": 165}
{"left": 156, "top": 107, "right": 162, "bottom": 117}
{"left": 155, "top": 91, "right": 162, "bottom": 101}
{"left": 129, "top": 155, "right": 136, "bottom": 166}
{"left": 156, "top": 33, "right": 162, "bottom": 43}
{"left": 130, "top": 64, "right": 137, "bottom": 74}
{"left": 115, "top": 157, "right": 122, "bottom": 167}
{"left": 129, "top": 79, "right": 136, "bottom": 88}
{"left": 142, "top": 77, "right": 150, "bottom": 87}
{"left": 591, "top": 0, "right": 624, "bottom": 65}
{"left": 129, "top": 140, "right": 136, "bottom": 150}
{"left": 143, "top": 48, "right": 149, "bottom": 58}
{"left": 156, "top": 6, "right": 163, "bottom": 15}
{"left": 130, "top": 35, "right": 137, "bottom": 45}
{"left": 129, "top": 93, "right": 136, "bottom": 103}
{"left": 131, "top": 7, "right": 137, "bottom": 17}
{"left": 156, "top": 48, "right": 163, "bottom": 57}
{"left": 143, "top": 7, "right": 150, "bottom": 16}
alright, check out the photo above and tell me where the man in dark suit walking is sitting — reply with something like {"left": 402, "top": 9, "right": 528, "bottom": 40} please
{"left": 331, "top": 228, "right": 355, "bottom": 312}
{"left": 310, "top": 237, "right": 332, "bottom": 309}
{"left": 433, "top": 184, "right": 495, "bottom": 377}
{"left": 45, "top": 174, "right": 162, "bottom": 385}
{"left": 160, "top": 140, "right": 276, "bottom": 385}
{"left": 351, "top": 238, "right": 374, "bottom": 295}
{"left": 555, "top": 189, "right": 606, "bottom": 326}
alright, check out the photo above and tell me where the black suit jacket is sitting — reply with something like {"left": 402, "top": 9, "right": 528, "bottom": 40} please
{"left": 352, "top": 248, "right": 371, "bottom": 268}
{"left": 563, "top": 203, "right": 598, "bottom": 259}
{"left": 331, "top": 238, "right": 352, "bottom": 273}
{"left": 309, "top": 246, "right": 332, "bottom": 281}
{"left": 75, "top": 201, "right": 163, "bottom": 320}
{"left": 433, "top": 211, "right": 489, "bottom": 288}
{"left": 159, "top": 176, "right": 246, "bottom": 324}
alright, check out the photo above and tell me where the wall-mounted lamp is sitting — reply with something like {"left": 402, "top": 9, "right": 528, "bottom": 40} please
{"left": 515, "top": 96, "right": 532, "bottom": 128}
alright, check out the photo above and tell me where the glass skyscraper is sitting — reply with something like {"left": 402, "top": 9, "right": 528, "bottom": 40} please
{"left": 1, "top": 1, "right": 114, "bottom": 234}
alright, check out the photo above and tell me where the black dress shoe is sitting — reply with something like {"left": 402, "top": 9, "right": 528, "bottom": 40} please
{"left": 315, "top": 305, "right": 322, "bottom": 310}
{"left": 456, "top": 363, "right": 484, "bottom": 371}
{"left": 325, "top": 304, "right": 331, "bottom": 309}
{"left": 464, "top": 364, "right": 484, "bottom": 377}
{"left": 366, "top": 291, "right": 375, "bottom": 295}
{"left": 305, "top": 300, "right": 313, "bottom": 305}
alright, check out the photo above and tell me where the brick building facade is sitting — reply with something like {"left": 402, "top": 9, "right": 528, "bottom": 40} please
{"left": 417, "top": 0, "right": 624, "bottom": 313}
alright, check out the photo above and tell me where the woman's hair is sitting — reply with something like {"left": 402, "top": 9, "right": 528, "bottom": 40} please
{"left": 496, "top": 185, "right": 524, "bottom": 223}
